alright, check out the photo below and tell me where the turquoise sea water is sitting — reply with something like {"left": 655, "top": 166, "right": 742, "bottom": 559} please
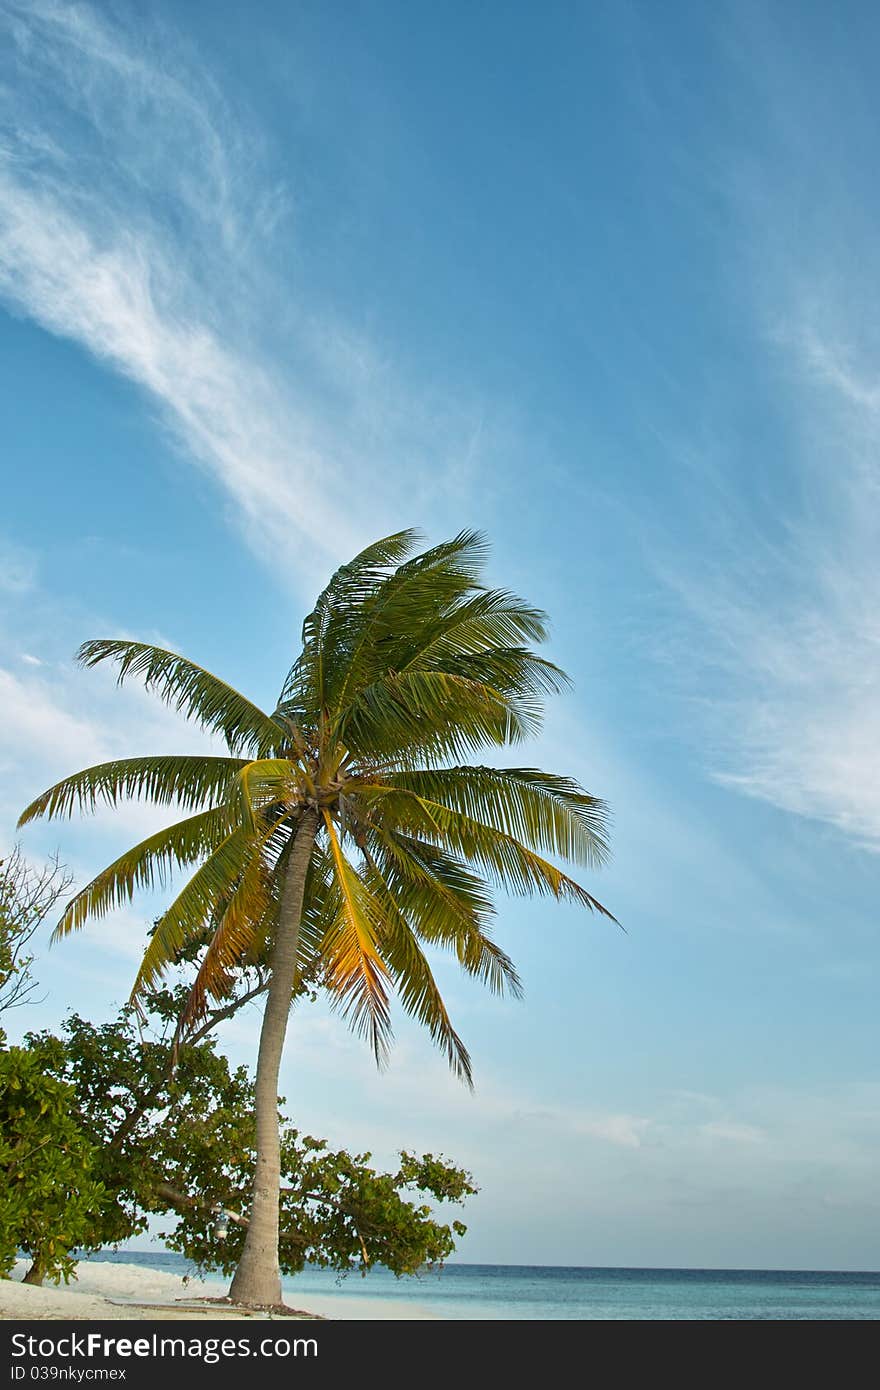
{"left": 87, "top": 1251, "right": 880, "bottom": 1320}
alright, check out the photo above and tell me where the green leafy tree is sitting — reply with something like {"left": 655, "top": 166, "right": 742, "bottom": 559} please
{"left": 19, "top": 529, "right": 614, "bottom": 1307}
{"left": 27, "top": 988, "right": 475, "bottom": 1281}
{"left": 0, "top": 1045, "right": 104, "bottom": 1284}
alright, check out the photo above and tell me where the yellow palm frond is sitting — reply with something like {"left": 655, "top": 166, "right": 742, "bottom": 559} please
{"left": 321, "top": 813, "right": 393, "bottom": 1064}
{"left": 131, "top": 825, "right": 261, "bottom": 997}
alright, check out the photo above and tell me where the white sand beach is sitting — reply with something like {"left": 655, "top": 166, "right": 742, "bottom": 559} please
{"left": 0, "top": 1260, "right": 439, "bottom": 1321}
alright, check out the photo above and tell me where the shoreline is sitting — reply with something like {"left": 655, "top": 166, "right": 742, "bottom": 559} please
{"left": 0, "top": 1261, "right": 440, "bottom": 1322}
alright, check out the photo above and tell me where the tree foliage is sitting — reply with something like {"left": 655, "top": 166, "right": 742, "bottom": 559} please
{"left": 0, "top": 1046, "right": 104, "bottom": 1284}
{"left": 24, "top": 985, "right": 475, "bottom": 1280}
{"left": 20, "top": 530, "right": 615, "bottom": 1084}
{"left": 18, "top": 529, "right": 613, "bottom": 1305}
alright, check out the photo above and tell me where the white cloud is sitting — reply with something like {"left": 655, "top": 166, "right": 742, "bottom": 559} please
{"left": 700, "top": 1121, "right": 765, "bottom": 1145}
{"left": 0, "top": 657, "right": 221, "bottom": 839}
{"left": 669, "top": 509, "right": 880, "bottom": 850}
{"left": 0, "top": 664, "right": 106, "bottom": 769}
{"left": 570, "top": 1110, "right": 651, "bottom": 1149}
{"left": 0, "top": 0, "right": 485, "bottom": 582}
{"left": 705, "top": 323, "right": 880, "bottom": 847}
{"left": 649, "top": 21, "right": 880, "bottom": 852}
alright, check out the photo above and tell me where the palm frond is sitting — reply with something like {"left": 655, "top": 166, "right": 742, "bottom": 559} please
{"left": 386, "top": 766, "right": 611, "bottom": 868}
{"left": 321, "top": 813, "right": 393, "bottom": 1064}
{"left": 402, "top": 588, "right": 550, "bottom": 665}
{"left": 366, "top": 830, "right": 522, "bottom": 998}
{"left": 175, "top": 823, "right": 335, "bottom": 1044}
{"left": 173, "top": 838, "right": 275, "bottom": 1028}
{"left": 294, "top": 844, "right": 341, "bottom": 984}
{"left": 174, "top": 824, "right": 313, "bottom": 1042}
{"left": 50, "top": 806, "right": 232, "bottom": 940}
{"left": 18, "top": 755, "right": 247, "bottom": 827}
{"left": 228, "top": 758, "right": 303, "bottom": 831}
{"left": 361, "top": 858, "right": 473, "bottom": 1085}
{"left": 130, "top": 825, "right": 260, "bottom": 996}
{"left": 419, "top": 646, "right": 567, "bottom": 700}
{"left": 328, "top": 562, "right": 564, "bottom": 719}
{"left": 77, "top": 641, "right": 283, "bottom": 757}
{"left": 339, "top": 669, "right": 539, "bottom": 765}
{"left": 284, "top": 531, "right": 421, "bottom": 715}
{"left": 366, "top": 824, "right": 495, "bottom": 927}
{"left": 395, "top": 529, "right": 489, "bottom": 581}
{"left": 323, "top": 530, "right": 492, "bottom": 712}
{"left": 355, "top": 785, "right": 618, "bottom": 920}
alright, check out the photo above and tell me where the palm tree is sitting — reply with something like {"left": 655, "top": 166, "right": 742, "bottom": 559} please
{"left": 19, "top": 530, "right": 615, "bottom": 1308}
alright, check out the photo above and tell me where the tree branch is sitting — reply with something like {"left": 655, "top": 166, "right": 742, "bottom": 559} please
{"left": 153, "top": 1180, "right": 306, "bottom": 1247}
{"left": 181, "top": 976, "right": 271, "bottom": 1049}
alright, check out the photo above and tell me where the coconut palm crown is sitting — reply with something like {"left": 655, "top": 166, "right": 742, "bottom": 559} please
{"left": 19, "top": 529, "right": 615, "bottom": 1307}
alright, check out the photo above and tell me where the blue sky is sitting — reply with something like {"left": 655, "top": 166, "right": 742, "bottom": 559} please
{"left": 2, "top": 0, "right": 880, "bottom": 1270}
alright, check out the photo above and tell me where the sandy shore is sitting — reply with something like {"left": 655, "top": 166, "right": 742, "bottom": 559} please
{"left": 0, "top": 1260, "right": 438, "bottom": 1321}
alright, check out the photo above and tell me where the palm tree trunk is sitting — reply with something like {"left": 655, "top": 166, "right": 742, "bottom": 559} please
{"left": 228, "top": 808, "right": 318, "bottom": 1308}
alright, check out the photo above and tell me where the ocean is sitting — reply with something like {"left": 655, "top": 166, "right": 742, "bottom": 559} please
{"left": 86, "top": 1250, "right": 880, "bottom": 1320}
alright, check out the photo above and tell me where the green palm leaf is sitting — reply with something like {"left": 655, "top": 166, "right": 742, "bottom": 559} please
{"left": 51, "top": 806, "right": 232, "bottom": 940}
{"left": 387, "top": 766, "right": 611, "bottom": 868}
{"left": 323, "top": 530, "right": 492, "bottom": 711}
{"left": 18, "top": 754, "right": 247, "bottom": 827}
{"left": 356, "top": 784, "right": 617, "bottom": 918}
{"left": 366, "top": 830, "right": 523, "bottom": 998}
{"left": 287, "top": 530, "right": 421, "bottom": 716}
{"left": 362, "top": 859, "right": 473, "bottom": 1085}
{"left": 340, "top": 669, "right": 539, "bottom": 764}
{"left": 228, "top": 758, "right": 304, "bottom": 830}
{"left": 402, "top": 588, "right": 550, "bottom": 665}
{"left": 78, "top": 640, "right": 284, "bottom": 757}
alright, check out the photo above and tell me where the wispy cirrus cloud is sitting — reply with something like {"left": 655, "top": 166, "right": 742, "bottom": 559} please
{"left": 0, "top": 0, "right": 480, "bottom": 575}
{"left": 716, "top": 325, "right": 880, "bottom": 851}
{"left": 656, "top": 13, "right": 880, "bottom": 850}
{"left": 665, "top": 448, "right": 880, "bottom": 850}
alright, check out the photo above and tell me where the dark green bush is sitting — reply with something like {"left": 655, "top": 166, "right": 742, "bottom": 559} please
{"left": 0, "top": 1045, "right": 105, "bottom": 1283}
